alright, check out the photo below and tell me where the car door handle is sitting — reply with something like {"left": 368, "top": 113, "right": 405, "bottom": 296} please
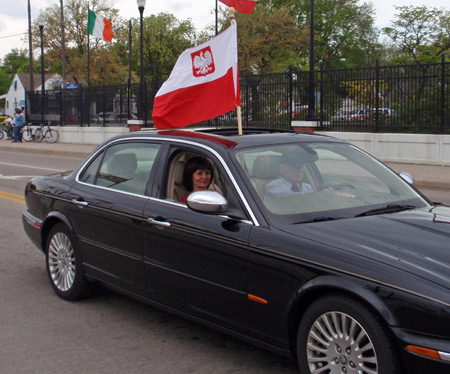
{"left": 147, "top": 217, "right": 171, "bottom": 228}
{"left": 71, "top": 199, "right": 88, "bottom": 207}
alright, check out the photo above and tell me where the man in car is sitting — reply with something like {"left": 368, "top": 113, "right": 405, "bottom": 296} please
{"left": 264, "top": 152, "right": 314, "bottom": 201}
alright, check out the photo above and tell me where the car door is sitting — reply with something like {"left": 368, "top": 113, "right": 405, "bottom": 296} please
{"left": 142, "top": 145, "right": 253, "bottom": 331}
{"left": 68, "top": 141, "right": 162, "bottom": 294}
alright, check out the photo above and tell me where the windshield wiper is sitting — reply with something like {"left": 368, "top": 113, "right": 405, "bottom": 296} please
{"left": 355, "top": 204, "right": 416, "bottom": 217}
{"left": 294, "top": 216, "right": 342, "bottom": 224}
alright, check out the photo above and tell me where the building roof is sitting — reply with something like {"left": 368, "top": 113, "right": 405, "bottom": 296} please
{"left": 16, "top": 72, "right": 87, "bottom": 91}
{"left": 17, "top": 73, "right": 58, "bottom": 91}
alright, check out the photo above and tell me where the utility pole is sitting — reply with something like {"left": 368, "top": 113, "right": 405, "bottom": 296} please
{"left": 27, "top": 0, "right": 34, "bottom": 92}
{"left": 60, "top": 0, "right": 67, "bottom": 87}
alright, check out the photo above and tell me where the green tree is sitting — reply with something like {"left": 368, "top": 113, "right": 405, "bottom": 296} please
{"left": 258, "top": 0, "right": 379, "bottom": 69}
{"left": 31, "top": 0, "right": 127, "bottom": 84}
{"left": 214, "top": 4, "right": 306, "bottom": 74}
{"left": 0, "top": 69, "right": 11, "bottom": 94}
{"left": 0, "top": 49, "right": 35, "bottom": 94}
{"left": 237, "top": 5, "right": 307, "bottom": 73}
{"left": 122, "top": 13, "right": 197, "bottom": 82}
{"left": 1, "top": 49, "right": 30, "bottom": 74}
{"left": 383, "top": 6, "right": 450, "bottom": 63}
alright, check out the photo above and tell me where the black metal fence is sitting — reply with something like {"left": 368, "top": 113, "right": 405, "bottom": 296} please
{"left": 26, "top": 56, "right": 450, "bottom": 134}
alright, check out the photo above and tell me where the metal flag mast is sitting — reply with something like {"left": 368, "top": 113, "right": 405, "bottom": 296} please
{"left": 228, "top": 7, "right": 243, "bottom": 136}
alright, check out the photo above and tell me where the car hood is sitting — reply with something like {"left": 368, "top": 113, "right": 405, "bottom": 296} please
{"left": 281, "top": 205, "right": 450, "bottom": 290}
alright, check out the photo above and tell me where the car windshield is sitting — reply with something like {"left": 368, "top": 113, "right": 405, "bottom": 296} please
{"left": 233, "top": 141, "right": 430, "bottom": 223}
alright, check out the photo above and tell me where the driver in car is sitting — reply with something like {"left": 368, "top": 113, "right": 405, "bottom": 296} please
{"left": 264, "top": 152, "right": 314, "bottom": 202}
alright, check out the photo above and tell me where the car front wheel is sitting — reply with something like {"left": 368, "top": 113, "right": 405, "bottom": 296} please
{"left": 45, "top": 223, "right": 91, "bottom": 300}
{"left": 297, "top": 294, "right": 402, "bottom": 374}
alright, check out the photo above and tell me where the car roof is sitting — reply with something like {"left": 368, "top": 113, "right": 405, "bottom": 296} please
{"left": 110, "top": 128, "right": 345, "bottom": 152}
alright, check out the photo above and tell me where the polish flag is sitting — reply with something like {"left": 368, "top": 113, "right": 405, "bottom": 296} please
{"left": 152, "top": 23, "right": 240, "bottom": 129}
{"left": 219, "top": 0, "right": 258, "bottom": 14}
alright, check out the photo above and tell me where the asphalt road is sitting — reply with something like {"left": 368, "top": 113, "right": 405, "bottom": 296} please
{"left": 0, "top": 150, "right": 449, "bottom": 374}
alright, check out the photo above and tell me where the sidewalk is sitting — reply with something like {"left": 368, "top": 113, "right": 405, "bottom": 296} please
{"left": 1, "top": 140, "right": 449, "bottom": 191}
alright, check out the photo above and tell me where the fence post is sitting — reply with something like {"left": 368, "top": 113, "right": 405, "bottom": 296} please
{"left": 441, "top": 54, "right": 445, "bottom": 134}
{"left": 319, "top": 60, "right": 324, "bottom": 129}
{"left": 375, "top": 59, "right": 380, "bottom": 132}
{"left": 144, "top": 78, "right": 148, "bottom": 126}
{"left": 289, "top": 65, "right": 293, "bottom": 125}
{"left": 245, "top": 70, "right": 249, "bottom": 124}
{"left": 127, "top": 78, "right": 131, "bottom": 119}
{"left": 102, "top": 82, "right": 106, "bottom": 127}
{"left": 80, "top": 84, "right": 84, "bottom": 126}
{"left": 59, "top": 86, "right": 63, "bottom": 126}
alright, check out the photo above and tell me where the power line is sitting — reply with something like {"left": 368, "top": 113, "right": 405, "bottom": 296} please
{"left": 0, "top": 32, "right": 27, "bottom": 40}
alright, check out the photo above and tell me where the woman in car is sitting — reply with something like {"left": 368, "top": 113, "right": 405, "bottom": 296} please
{"left": 180, "top": 156, "right": 215, "bottom": 203}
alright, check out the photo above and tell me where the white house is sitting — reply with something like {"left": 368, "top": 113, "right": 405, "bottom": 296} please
{"left": 2, "top": 72, "right": 62, "bottom": 116}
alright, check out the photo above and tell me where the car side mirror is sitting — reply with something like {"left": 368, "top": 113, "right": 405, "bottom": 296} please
{"left": 186, "top": 190, "right": 228, "bottom": 214}
{"left": 400, "top": 172, "right": 414, "bottom": 185}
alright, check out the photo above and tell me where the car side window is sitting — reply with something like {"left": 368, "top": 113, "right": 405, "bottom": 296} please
{"left": 79, "top": 150, "right": 104, "bottom": 184}
{"left": 165, "top": 151, "right": 228, "bottom": 203}
{"left": 80, "top": 142, "right": 161, "bottom": 195}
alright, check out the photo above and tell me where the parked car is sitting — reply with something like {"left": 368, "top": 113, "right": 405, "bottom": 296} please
{"left": 22, "top": 128, "right": 450, "bottom": 374}
{"left": 107, "top": 112, "right": 138, "bottom": 122}
{"left": 350, "top": 109, "right": 370, "bottom": 121}
{"left": 372, "top": 107, "right": 392, "bottom": 120}
{"left": 331, "top": 109, "right": 351, "bottom": 121}
{"left": 94, "top": 112, "right": 137, "bottom": 123}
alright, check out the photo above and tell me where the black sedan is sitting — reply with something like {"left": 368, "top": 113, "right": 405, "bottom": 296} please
{"left": 22, "top": 128, "right": 450, "bottom": 374}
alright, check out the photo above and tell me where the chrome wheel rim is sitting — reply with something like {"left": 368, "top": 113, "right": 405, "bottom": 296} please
{"left": 48, "top": 232, "right": 75, "bottom": 292}
{"left": 306, "top": 311, "right": 377, "bottom": 374}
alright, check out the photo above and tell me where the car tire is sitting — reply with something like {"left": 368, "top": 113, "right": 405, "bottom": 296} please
{"left": 297, "top": 294, "right": 403, "bottom": 374}
{"left": 45, "top": 223, "right": 91, "bottom": 301}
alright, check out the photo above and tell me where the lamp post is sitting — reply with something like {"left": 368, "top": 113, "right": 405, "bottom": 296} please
{"left": 305, "top": 0, "right": 317, "bottom": 121}
{"left": 38, "top": 13, "right": 45, "bottom": 124}
{"left": 137, "top": 0, "right": 146, "bottom": 85}
{"left": 137, "top": 0, "right": 146, "bottom": 122}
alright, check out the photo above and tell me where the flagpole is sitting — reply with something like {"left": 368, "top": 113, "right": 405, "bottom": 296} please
{"left": 228, "top": 7, "right": 243, "bottom": 136}
{"left": 87, "top": 3, "right": 90, "bottom": 86}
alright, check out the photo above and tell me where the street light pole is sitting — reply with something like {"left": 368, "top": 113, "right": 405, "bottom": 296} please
{"left": 305, "top": 0, "right": 317, "bottom": 121}
{"left": 137, "top": 0, "right": 146, "bottom": 85}
{"left": 137, "top": 0, "right": 146, "bottom": 123}
{"left": 38, "top": 13, "right": 45, "bottom": 124}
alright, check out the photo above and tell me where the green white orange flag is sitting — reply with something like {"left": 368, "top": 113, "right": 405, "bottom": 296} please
{"left": 88, "top": 9, "right": 114, "bottom": 43}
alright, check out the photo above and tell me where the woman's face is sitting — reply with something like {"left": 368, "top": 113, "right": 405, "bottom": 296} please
{"left": 192, "top": 168, "right": 211, "bottom": 191}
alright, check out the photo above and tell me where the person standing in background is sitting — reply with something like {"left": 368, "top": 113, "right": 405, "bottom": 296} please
{"left": 2, "top": 114, "right": 14, "bottom": 140}
{"left": 13, "top": 108, "right": 25, "bottom": 143}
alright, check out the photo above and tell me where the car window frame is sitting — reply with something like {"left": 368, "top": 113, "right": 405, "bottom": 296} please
{"left": 144, "top": 140, "right": 258, "bottom": 226}
{"left": 76, "top": 139, "right": 164, "bottom": 197}
{"left": 158, "top": 145, "right": 246, "bottom": 218}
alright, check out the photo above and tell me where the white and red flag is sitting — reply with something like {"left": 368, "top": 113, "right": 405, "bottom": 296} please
{"left": 219, "top": 0, "right": 257, "bottom": 14}
{"left": 152, "top": 23, "right": 240, "bottom": 129}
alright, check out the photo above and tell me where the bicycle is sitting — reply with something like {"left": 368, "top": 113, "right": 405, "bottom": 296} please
{"left": 34, "top": 121, "right": 59, "bottom": 143}
{"left": 22, "top": 123, "right": 37, "bottom": 142}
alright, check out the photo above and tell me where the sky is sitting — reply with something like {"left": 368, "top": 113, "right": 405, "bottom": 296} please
{"left": 0, "top": 0, "right": 449, "bottom": 64}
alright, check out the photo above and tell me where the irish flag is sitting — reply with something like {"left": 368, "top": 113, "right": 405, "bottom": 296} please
{"left": 88, "top": 9, "right": 114, "bottom": 43}
{"left": 152, "top": 23, "right": 241, "bottom": 129}
{"left": 219, "top": 0, "right": 258, "bottom": 14}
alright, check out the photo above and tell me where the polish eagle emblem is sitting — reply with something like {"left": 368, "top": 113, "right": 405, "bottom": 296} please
{"left": 191, "top": 46, "right": 215, "bottom": 77}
